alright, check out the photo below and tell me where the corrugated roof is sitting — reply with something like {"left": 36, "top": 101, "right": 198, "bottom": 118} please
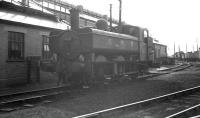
{"left": 0, "top": 9, "right": 70, "bottom": 30}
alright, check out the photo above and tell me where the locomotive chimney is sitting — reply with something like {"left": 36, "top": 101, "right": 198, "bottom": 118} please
{"left": 21, "top": 0, "right": 29, "bottom": 6}
{"left": 70, "top": 5, "right": 83, "bottom": 31}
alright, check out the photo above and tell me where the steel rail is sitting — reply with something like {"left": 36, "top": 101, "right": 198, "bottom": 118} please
{"left": 138, "top": 64, "right": 192, "bottom": 79}
{"left": 159, "top": 64, "right": 183, "bottom": 71}
{"left": 166, "top": 104, "right": 200, "bottom": 118}
{"left": 0, "top": 85, "right": 68, "bottom": 98}
{"left": 73, "top": 85, "right": 200, "bottom": 118}
{"left": 0, "top": 91, "right": 64, "bottom": 105}
{"left": 190, "top": 115, "right": 200, "bottom": 118}
{"left": 0, "top": 85, "right": 68, "bottom": 108}
{"left": 173, "top": 64, "right": 192, "bottom": 72}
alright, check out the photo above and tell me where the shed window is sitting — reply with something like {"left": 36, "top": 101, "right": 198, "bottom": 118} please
{"left": 8, "top": 31, "right": 25, "bottom": 60}
{"left": 42, "top": 35, "right": 50, "bottom": 59}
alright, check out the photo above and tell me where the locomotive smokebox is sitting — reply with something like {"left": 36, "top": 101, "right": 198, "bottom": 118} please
{"left": 70, "top": 6, "right": 83, "bottom": 31}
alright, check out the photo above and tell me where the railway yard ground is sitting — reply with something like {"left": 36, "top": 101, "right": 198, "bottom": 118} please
{"left": 1, "top": 63, "right": 200, "bottom": 118}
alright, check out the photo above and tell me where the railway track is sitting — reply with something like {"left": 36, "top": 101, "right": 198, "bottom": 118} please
{"left": 158, "top": 63, "right": 191, "bottom": 73}
{"left": 73, "top": 85, "right": 200, "bottom": 118}
{"left": 168, "top": 63, "right": 192, "bottom": 72}
{"left": 166, "top": 103, "right": 200, "bottom": 118}
{"left": 0, "top": 85, "right": 68, "bottom": 112}
{"left": 0, "top": 63, "right": 192, "bottom": 113}
{"left": 138, "top": 63, "right": 192, "bottom": 79}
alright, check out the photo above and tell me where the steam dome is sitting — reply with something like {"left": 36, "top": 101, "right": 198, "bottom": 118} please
{"left": 95, "top": 19, "right": 108, "bottom": 30}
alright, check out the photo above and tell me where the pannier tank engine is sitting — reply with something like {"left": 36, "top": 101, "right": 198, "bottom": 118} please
{"left": 49, "top": 7, "right": 153, "bottom": 83}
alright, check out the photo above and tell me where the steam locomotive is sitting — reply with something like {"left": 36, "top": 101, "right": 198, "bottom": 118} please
{"left": 49, "top": 8, "right": 153, "bottom": 84}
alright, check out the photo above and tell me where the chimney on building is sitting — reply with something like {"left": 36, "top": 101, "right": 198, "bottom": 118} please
{"left": 70, "top": 5, "right": 83, "bottom": 31}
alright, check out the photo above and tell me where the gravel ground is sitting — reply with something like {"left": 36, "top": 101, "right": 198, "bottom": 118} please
{"left": 1, "top": 65, "right": 200, "bottom": 118}
{"left": 149, "top": 65, "right": 200, "bottom": 88}
{"left": 0, "top": 106, "right": 75, "bottom": 118}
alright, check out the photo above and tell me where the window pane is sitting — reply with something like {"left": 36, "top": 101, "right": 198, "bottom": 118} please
{"left": 42, "top": 35, "right": 50, "bottom": 59}
{"left": 8, "top": 31, "right": 24, "bottom": 60}
{"left": 46, "top": 45, "right": 49, "bottom": 51}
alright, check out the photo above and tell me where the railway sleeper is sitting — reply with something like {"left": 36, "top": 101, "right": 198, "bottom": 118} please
{"left": 0, "top": 91, "right": 64, "bottom": 107}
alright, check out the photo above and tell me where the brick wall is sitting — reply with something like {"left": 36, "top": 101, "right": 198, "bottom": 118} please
{"left": 0, "top": 24, "right": 51, "bottom": 87}
{"left": 5, "top": 62, "right": 27, "bottom": 86}
{"left": 0, "top": 24, "right": 8, "bottom": 87}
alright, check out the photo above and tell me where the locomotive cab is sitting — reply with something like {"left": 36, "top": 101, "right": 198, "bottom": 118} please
{"left": 119, "top": 25, "right": 154, "bottom": 64}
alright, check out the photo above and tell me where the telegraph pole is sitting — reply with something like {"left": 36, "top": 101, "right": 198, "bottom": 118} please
{"left": 118, "top": 0, "right": 122, "bottom": 27}
{"left": 179, "top": 45, "right": 181, "bottom": 60}
{"left": 110, "top": 4, "right": 112, "bottom": 30}
{"left": 173, "top": 41, "right": 176, "bottom": 64}
{"left": 186, "top": 43, "right": 187, "bottom": 53}
{"left": 196, "top": 38, "right": 199, "bottom": 52}
{"left": 186, "top": 43, "right": 187, "bottom": 61}
{"left": 193, "top": 45, "right": 194, "bottom": 52}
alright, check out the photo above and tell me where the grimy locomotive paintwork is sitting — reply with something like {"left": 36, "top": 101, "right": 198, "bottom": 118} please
{"left": 49, "top": 8, "right": 154, "bottom": 84}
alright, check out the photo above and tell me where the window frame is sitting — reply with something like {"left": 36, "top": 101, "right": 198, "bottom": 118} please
{"left": 7, "top": 31, "right": 25, "bottom": 62}
{"left": 42, "top": 35, "right": 51, "bottom": 60}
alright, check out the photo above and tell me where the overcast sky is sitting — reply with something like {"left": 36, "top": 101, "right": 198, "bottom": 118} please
{"left": 65, "top": 0, "right": 200, "bottom": 55}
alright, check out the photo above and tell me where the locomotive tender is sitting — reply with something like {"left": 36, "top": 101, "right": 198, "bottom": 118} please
{"left": 49, "top": 8, "right": 153, "bottom": 83}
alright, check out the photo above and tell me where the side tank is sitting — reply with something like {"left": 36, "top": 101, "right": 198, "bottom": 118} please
{"left": 49, "top": 27, "right": 140, "bottom": 82}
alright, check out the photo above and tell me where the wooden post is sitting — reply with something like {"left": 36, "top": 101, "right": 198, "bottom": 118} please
{"left": 174, "top": 42, "right": 175, "bottom": 61}
{"left": 47, "top": 2, "right": 49, "bottom": 8}
{"left": 65, "top": 8, "right": 67, "bottom": 20}
{"left": 60, "top": 5, "right": 61, "bottom": 20}
{"left": 27, "top": 58, "right": 31, "bottom": 83}
{"left": 42, "top": 0, "right": 43, "bottom": 12}
{"left": 36, "top": 60, "right": 40, "bottom": 83}
{"left": 54, "top": 1, "right": 56, "bottom": 10}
